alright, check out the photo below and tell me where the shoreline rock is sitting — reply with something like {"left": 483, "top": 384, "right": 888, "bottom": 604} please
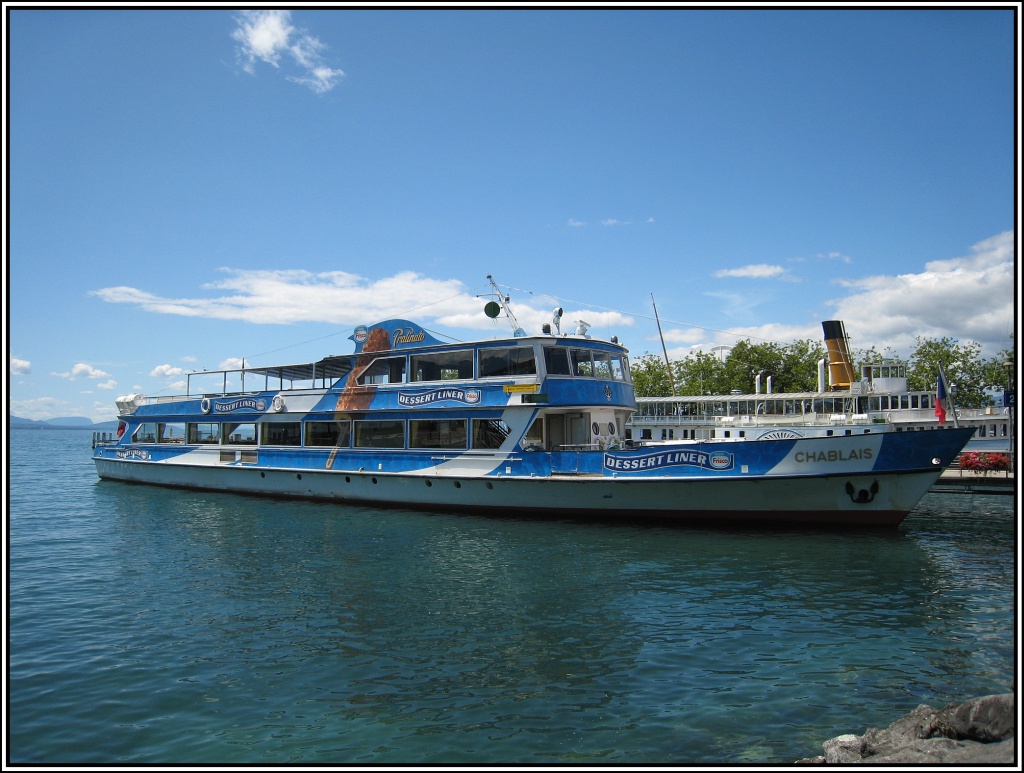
{"left": 796, "top": 694, "right": 1015, "bottom": 764}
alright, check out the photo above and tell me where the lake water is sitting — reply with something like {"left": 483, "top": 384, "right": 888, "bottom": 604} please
{"left": 7, "top": 429, "right": 1017, "bottom": 765}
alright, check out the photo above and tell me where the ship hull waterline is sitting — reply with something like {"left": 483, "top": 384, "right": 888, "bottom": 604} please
{"left": 94, "top": 458, "right": 943, "bottom": 527}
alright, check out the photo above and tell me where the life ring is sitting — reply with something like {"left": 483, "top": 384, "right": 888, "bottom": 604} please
{"left": 272, "top": 395, "right": 285, "bottom": 413}
{"left": 201, "top": 398, "right": 211, "bottom": 414}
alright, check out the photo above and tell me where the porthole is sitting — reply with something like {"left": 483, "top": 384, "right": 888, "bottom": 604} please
{"left": 345, "top": 476, "right": 351, "bottom": 483}
{"left": 372, "top": 477, "right": 378, "bottom": 484}
{"left": 260, "top": 472, "right": 266, "bottom": 478}
{"left": 296, "top": 474, "right": 302, "bottom": 480}
{"left": 425, "top": 480, "right": 433, "bottom": 487}
{"left": 454, "top": 481, "right": 461, "bottom": 489}
{"left": 486, "top": 482, "right": 493, "bottom": 490}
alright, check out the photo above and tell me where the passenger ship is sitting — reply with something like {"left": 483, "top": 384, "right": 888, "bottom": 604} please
{"left": 629, "top": 321, "right": 1012, "bottom": 452}
{"left": 93, "top": 303, "right": 975, "bottom": 527}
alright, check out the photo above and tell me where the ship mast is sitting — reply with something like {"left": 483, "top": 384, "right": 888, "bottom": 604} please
{"left": 652, "top": 294, "right": 677, "bottom": 396}
{"left": 481, "top": 275, "right": 527, "bottom": 336}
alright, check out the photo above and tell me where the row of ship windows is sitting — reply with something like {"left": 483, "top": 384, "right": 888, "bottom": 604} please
{"left": 132, "top": 419, "right": 512, "bottom": 451}
{"left": 357, "top": 345, "right": 630, "bottom": 385}
{"left": 634, "top": 393, "right": 937, "bottom": 417}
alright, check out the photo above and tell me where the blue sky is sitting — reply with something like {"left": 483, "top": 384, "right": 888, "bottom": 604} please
{"left": 7, "top": 6, "right": 1018, "bottom": 421}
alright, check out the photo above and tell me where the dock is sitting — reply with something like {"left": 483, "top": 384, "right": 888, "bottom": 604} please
{"left": 931, "top": 469, "right": 1015, "bottom": 495}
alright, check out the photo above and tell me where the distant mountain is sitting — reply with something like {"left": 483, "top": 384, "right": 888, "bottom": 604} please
{"left": 9, "top": 415, "right": 119, "bottom": 430}
{"left": 47, "top": 416, "right": 95, "bottom": 426}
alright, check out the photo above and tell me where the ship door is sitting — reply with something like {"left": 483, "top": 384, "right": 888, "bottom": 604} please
{"left": 545, "top": 412, "right": 590, "bottom": 450}
{"left": 567, "top": 412, "right": 591, "bottom": 448}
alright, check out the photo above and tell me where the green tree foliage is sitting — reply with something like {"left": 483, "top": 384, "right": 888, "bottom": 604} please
{"left": 629, "top": 334, "right": 1012, "bottom": 404}
{"left": 908, "top": 336, "right": 1013, "bottom": 408}
{"left": 630, "top": 353, "right": 674, "bottom": 397}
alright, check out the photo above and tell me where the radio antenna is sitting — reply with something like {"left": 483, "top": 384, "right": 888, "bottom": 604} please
{"left": 479, "top": 275, "right": 527, "bottom": 336}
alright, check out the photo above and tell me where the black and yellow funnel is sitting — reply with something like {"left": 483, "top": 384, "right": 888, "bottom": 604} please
{"left": 822, "top": 320, "right": 857, "bottom": 390}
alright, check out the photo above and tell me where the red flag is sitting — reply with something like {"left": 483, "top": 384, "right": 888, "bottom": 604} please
{"left": 935, "top": 370, "right": 947, "bottom": 424}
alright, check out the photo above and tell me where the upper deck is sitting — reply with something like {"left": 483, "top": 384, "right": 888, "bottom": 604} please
{"left": 116, "top": 319, "right": 636, "bottom": 419}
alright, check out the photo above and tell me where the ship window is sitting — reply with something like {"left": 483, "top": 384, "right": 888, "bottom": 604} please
{"left": 544, "top": 347, "right": 572, "bottom": 376}
{"left": 223, "top": 423, "right": 257, "bottom": 445}
{"left": 262, "top": 422, "right": 302, "bottom": 446}
{"left": 354, "top": 420, "right": 405, "bottom": 448}
{"left": 473, "top": 419, "right": 511, "bottom": 449}
{"left": 411, "top": 350, "right": 474, "bottom": 382}
{"left": 410, "top": 419, "right": 467, "bottom": 449}
{"left": 900, "top": 395, "right": 909, "bottom": 409}
{"left": 306, "top": 420, "right": 351, "bottom": 447}
{"left": 478, "top": 347, "right": 537, "bottom": 378}
{"left": 911, "top": 395, "right": 920, "bottom": 409}
{"left": 570, "top": 348, "right": 593, "bottom": 377}
{"left": 133, "top": 423, "right": 159, "bottom": 443}
{"left": 158, "top": 422, "right": 185, "bottom": 443}
{"left": 357, "top": 356, "right": 406, "bottom": 385}
{"left": 188, "top": 423, "right": 220, "bottom": 444}
{"left": 609, "top": 354, "right": 627, "bottom": 381}
{"left": 593, "top": 352, "right": 613, "bottom": 379}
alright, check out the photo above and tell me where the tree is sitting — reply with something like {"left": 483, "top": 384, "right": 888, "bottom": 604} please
{"left": 630, "top": 353, "right": 674, "bottom": 397}
{"left": 673, "top": 350, "right": 727, "bottom": 395}
{"left": 908, "top": 337, "right": 993, "bottom": 408}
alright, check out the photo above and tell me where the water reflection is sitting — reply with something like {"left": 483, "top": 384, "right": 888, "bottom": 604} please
{"left": 91, "top": 482, "right": 1015, "bottom": 762}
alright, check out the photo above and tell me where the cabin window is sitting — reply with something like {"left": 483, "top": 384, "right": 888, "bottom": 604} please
{"left": 522, "top": 418, "right": 543, "bottom": 449}
{"left": 911, "top": 395, "right": 920, "bottom": 409}
{"left": 188, "top": 423, "right": 220, "bottom": 444}
{"left": 593, "top": 352, "right": 613, "bottom": 380}
{"left": 223, "top": 423, "right": 257, "bottom": 445}
{"left": 411, "top": 350, "right": 473, "bottom": 382}
{"left": 570, "top": 348, "right": 593, "bottom": 377}
{"left": 544, "top": 347, "right": 572, "bottom": 376}
{"left": 478, "top": 347, "right": 537, "bottom": 378}
{"left": 409, "top": 419, "right": 467, "bottom": 449}
{"left": 357, "top": 356, "right": 407, "bottom": 385}
{"left": 159, "top": 422, "right": 185, "bottom": 443}
{"left": 609, "top": 354, "right": 628, "bottom": 381}
{"left": 472, "top": 419, "right": 511, "bottom": 449}
{"left": 262, "top": 422, "right": 302, "bottom": 446}
{"left": 133, "top": 423, "right": 159, "bottom": 443}
{"left": 305, "top": 420, "right": 351, "bottom": 447}
{"left": 354, "top": 420, "right": 405, "bottom": 448}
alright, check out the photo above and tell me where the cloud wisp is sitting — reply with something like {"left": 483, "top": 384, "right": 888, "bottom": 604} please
{"left": 11, "top": 356, "right": 31, "bottom": 375}
{"left": 232, "top": 10, "right": 345, "bottom": 94}
{"left": 713, "top": 264, "right": 791, "bottom": 280}
{"left": 52, "top": 363, "right": 112, "bottom": 380}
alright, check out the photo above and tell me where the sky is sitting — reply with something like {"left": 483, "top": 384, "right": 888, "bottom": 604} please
{"left": 6, "top": 5, "right": 1019, "bottom": 422}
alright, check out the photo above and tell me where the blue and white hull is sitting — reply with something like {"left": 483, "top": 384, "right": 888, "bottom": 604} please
{"left": 93, "top": 313, "right": 975, "bottom": 527}
{"left": 95, "top": 430, "right": 973, "bottom": 526}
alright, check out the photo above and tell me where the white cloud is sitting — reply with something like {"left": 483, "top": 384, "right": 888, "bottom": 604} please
{"left": 52, "top": 362, "right": 111, "bottom": 380}
{"left": 825, "top": 230, "right": 1015, "bottom": 357}
{"left": 11, "top": 356, "right": 31, "bottom": 375}
{"left": 11, "top": 396, "right": 69, "bottom": 420}
{"left": 684, "top": 231, "right": 1015, "bottom": 359}
{"left": 91, "top": 270, "right": 637, "bottom": 341}
{"left": 817, "top": 250, "right": 853, "bottom": 264}
{"left": 97, "top": 379, "right": 118, "bottom": 390}
{"left": 714, "top": 264, "right": 789, "bottom": 279}
{"left": 567, "top": 219, "right": 586, "bottom": 227}
{"left": 232, "top": 10, "right": 345, "bottom": 94}
{"left": 150, "top": 364, "right": 185, "bottom": 378}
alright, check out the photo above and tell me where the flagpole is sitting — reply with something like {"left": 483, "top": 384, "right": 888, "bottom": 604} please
{"left": 937, "top": 363, "right": 959, "bottom": 428}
